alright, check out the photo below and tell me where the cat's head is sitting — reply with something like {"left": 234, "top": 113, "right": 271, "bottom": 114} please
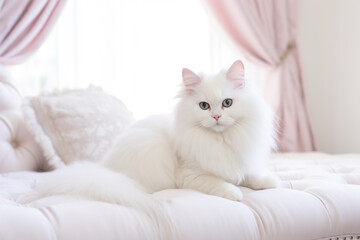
{"left": 176, "top": 60, "right": 263, "bottom": 133}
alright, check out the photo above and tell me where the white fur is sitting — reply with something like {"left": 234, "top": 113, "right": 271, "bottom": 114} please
{"left": 172, "top": 70, "right": 279, "bottom": 200}
{"left": 100, "top": 69, "right": 278, "bottom": 202}
{"left": 35, "top": 162, "right": 175, "bottom": 240}
{"left": 35, "top": 61, "right": 279, "bottom": 237}
{"left": 104, "top": 115, "right": 177, "bottom": 192}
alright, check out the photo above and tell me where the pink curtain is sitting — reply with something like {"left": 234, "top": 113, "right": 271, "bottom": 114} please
{"left": 204, "top": 0, "right": 315, "bottom": 152}
{"left": 0, "top": 0, "right": 67, "bottom": 64}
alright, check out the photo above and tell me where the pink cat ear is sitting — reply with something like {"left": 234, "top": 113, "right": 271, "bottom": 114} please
{"left": 226, "top": 60, "right": 245, "bottom": 89}
{"left": 182, "top": 68, "right": 201, "bottom": 94}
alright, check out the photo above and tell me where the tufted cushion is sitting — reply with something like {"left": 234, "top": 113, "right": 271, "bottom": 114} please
{"left": 22, "top": 87, "right": 134, "bottom": 169}
{"left": 0, "top": 66, "right": 43, "bottom": 173}
{"left": 0, "top": 153, "right": 360, "bottom": 239}
{"left": 0, "top": 110, "right": 45, "bottom": 172}
{"left": 0, "top": 66, "right": 22, "bottom": 110}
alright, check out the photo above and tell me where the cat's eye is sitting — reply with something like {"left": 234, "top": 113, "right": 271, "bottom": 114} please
{"left": 222, "top": 98, "right": 233, "bottom": 108}
{"left": 199, "top": 101, "right": 210, "bottom": 110}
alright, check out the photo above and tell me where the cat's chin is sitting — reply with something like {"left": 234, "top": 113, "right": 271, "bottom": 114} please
{"left": 209, "top": 124, "right": 228, "bottom": 133}
{"left": 200, "top": 121, "right": 231, "bottom": 133}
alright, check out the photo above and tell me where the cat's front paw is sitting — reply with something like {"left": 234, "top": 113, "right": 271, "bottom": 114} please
{"left": 244, "top": 173, "right": 280, "bottom": 190}
{"left": 217, "top": 184, "right": 243, "bottom": 201}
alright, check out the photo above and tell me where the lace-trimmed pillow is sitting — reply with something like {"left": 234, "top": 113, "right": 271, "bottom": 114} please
{"left": 22, "top": 88, "right": 134, "bottom": 170}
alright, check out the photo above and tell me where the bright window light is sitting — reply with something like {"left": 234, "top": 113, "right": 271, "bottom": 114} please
{"left": 9, "top": 0, "right": 263, "bottom": 119}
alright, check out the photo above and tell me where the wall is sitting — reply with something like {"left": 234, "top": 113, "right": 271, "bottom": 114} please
{"left": 298, "top": 0, "right": 360, "bottom": 153}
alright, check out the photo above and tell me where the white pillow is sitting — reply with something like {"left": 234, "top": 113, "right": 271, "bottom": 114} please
{"left": 22, "top": 87, "right": 134, "bottom": 169}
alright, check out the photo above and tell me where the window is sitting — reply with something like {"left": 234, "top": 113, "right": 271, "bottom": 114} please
{"left": 9, "top": 0, "right": 263, "bottom": 119}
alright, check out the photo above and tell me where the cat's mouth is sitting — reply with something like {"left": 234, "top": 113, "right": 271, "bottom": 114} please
{"left": 201, "top": 118, "right": 232, "bottom": 132}
{"left": 211, "top": 124, "right": 227, "bottom": 132}
{"left": 210, "top": 121, "right": 229, "bottom": 132}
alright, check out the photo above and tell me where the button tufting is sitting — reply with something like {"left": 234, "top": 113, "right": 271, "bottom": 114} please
{"left": 10, "top": 140, "right": 18, "bottom": 148}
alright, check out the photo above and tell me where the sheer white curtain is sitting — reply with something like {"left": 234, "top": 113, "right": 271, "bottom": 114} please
{"left": 9, "top": 0, "right": 262, "bottom": 119}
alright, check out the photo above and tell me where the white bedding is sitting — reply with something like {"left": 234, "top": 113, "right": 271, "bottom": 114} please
{"left": 1, "top": 152, "right": 360, "bottom": 240}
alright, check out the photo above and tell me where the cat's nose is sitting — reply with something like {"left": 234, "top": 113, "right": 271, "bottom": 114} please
{"left": 213, "top": 115, "right": 221, "bottom": 121}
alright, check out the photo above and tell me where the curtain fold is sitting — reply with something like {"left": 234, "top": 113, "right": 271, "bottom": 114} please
{"left": 0, "top": 0, "right": 66, "bottom": 64}
{"left": 204, "top": 0, "right": 315, "bottom": 152}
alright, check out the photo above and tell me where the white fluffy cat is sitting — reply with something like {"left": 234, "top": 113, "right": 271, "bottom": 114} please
{"left": 103, "top": 60, "right": 279, "bottom": 202}
{"left": 36, "top": 60, "right": 279, "bottom": 205}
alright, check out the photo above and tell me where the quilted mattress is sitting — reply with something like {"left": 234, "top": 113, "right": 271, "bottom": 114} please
{"left": 1, "top": 152, "right": 360, "bottom": 240}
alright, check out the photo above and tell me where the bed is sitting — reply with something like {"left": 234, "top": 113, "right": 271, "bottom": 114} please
{"left": 1, "top": 76, "right": 360, "bottom": 240}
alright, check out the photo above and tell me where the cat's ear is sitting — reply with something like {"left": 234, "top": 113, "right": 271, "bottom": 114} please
{"left": 182, "top": 68, "right": 201, "bottom": 94}
{"left": 226, "top": 60, "right": 245, "bottom": 89}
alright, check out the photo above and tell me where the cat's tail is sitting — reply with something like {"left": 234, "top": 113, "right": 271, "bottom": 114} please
{"left": 29, "top": 161, "right": 176, "bottom": 240}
